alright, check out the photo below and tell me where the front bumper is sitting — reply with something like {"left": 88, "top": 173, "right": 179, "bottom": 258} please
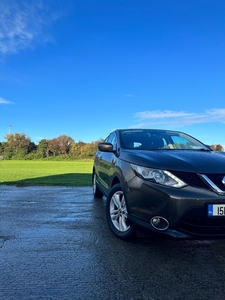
{"left": 125, "top": 176, "right": 225, "bottom": 239}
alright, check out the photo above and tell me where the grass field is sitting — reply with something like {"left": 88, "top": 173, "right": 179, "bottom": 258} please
{"left": 0, "top": 160, "right": 93, "bottom": 186}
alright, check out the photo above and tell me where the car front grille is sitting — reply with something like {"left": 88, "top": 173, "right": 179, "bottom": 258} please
{"left": 177, "top": 207, "right": 225, "bottom": 236}
{"left": 171, "top": 171, "right": 206, "bottom": 189}
{"left": 207, "top": 174, "right": 225, "bottom": 191}
{"left": 171, "top": 171, "right": 225, "bottom": 193}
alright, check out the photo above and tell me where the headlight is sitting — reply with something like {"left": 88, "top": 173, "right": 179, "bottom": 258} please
{"left": 130, "top": 164, "right": 187, "bottom": 188}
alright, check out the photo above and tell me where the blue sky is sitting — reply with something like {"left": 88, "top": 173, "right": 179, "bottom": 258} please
{"left": 0, "top": 0, "right": 225, "bottom": 146}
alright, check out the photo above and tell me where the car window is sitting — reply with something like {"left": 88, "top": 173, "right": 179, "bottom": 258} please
{"left": 106, "top": 133, "right": 117, "bottom": 151}
{"left": 121, "top": 132, "right": 165, "bottom": 149}
{"left": 120, "top": 130, "right": 208, "bottom": 150}
{"left": 170, "top": 136, "right": 190, "bottom": 149}
{"left": 169, "top": 134, "right": 206, "bottom": 149}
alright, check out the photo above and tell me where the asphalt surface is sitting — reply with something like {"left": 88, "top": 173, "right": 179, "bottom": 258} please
{"left": 1, "top": 185, "right": 225, "bottom": 300}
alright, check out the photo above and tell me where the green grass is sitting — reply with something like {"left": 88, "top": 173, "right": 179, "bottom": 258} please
{"left": 0, "top": 160, "right": 93, "bottom": 186}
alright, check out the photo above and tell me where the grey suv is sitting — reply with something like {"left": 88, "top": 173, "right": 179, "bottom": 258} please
{"left": 92, "top": 129, "right": 225, "bottom": 240}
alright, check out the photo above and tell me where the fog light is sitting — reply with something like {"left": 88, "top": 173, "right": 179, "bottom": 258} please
{"left": 150, "top": 216, "right": 169, "bottom": 231}
{"left": 152, "top": 217, "right": 160, "bottom": 226}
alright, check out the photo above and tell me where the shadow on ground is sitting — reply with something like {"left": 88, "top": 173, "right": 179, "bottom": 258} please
{"left": 0, "top": 173, "right": 92, "bottom": 187}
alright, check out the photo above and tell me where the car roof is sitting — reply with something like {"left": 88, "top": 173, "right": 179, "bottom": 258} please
{"left": 115, "top": 129, "right": 183, "bottom": 134}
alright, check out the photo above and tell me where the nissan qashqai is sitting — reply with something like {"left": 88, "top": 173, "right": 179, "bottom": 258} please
{"left": 92, "top": 129, "right": 225, "bottom": 240}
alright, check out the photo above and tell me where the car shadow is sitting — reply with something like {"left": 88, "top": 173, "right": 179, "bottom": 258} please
{"left": 0, "top": 173, "right": 92, "bottom": 186}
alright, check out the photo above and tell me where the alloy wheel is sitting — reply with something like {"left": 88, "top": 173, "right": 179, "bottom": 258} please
{"left": 109, "top": 190, "right": 130, "bottom": 232}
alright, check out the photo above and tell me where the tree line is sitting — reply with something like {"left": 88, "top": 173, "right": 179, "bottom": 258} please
{"left": 210, "top": 144, "right": 224, "bottom": 151}
{"left": 0, "top": 133, "right": 103, "bottom": 160}
{"left": 0, "top": 133, "right": 224, "bottom": 160}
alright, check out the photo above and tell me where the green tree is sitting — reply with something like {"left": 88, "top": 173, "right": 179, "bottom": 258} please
{"left": 0, "top": 142, "right": 6, "bottom": 155}
{"left": 4, "top": 133, "right": 35, "bottom": 159}
{"left": 37, "top": 139, "right": 49, "bottom": 158}
{"left": 211, "top": 144, "right": 224, "bottom": 151}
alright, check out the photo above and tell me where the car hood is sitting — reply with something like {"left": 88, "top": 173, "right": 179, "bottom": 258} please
{"left": 120, "top": 150, "right": 225, "bottom": 173}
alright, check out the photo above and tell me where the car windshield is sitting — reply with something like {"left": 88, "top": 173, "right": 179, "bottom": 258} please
{"left": 120, "top": 129, "right": 210, "bottom": 151}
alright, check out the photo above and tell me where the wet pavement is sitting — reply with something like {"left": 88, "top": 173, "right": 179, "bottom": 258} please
{"left": 1, "top": 185, "right": 225, "bottom": 300}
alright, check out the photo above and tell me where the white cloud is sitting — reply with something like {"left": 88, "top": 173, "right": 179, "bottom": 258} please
{"left": 133, "top": 109, "right": 225, "bottom": 127}
{"left": 0, "top": 97, "right": 13, "bottom": 104}
{"left": 135, "top": 110, "right": 195, "bottom": 119}
{"left": 0, "top": 0, "right": 69, "bottom": 55}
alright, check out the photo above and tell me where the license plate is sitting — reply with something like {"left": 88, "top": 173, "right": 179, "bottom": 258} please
{"left": 208, "top": 204, "right": 225, "bottom": 216}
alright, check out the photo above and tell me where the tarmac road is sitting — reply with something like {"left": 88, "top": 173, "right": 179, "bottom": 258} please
{"left": 1, "top": 185, "right": 225, "bottom": 300}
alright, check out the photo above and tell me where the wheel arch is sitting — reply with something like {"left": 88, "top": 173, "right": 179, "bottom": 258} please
{"left": 111, "top": 175, "right": 121, "bottom": 188}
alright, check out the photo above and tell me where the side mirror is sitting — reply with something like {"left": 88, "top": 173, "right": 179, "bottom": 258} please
{"left": 98, "top": 142, "right": 114, "bottom": 152}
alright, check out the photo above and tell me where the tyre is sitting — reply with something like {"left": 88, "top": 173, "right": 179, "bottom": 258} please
{"left": 106, "top": 184, "right": 135, "bottom": 240}
{"left": 92, "top": 172, "right": 103, "bottom": 198}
